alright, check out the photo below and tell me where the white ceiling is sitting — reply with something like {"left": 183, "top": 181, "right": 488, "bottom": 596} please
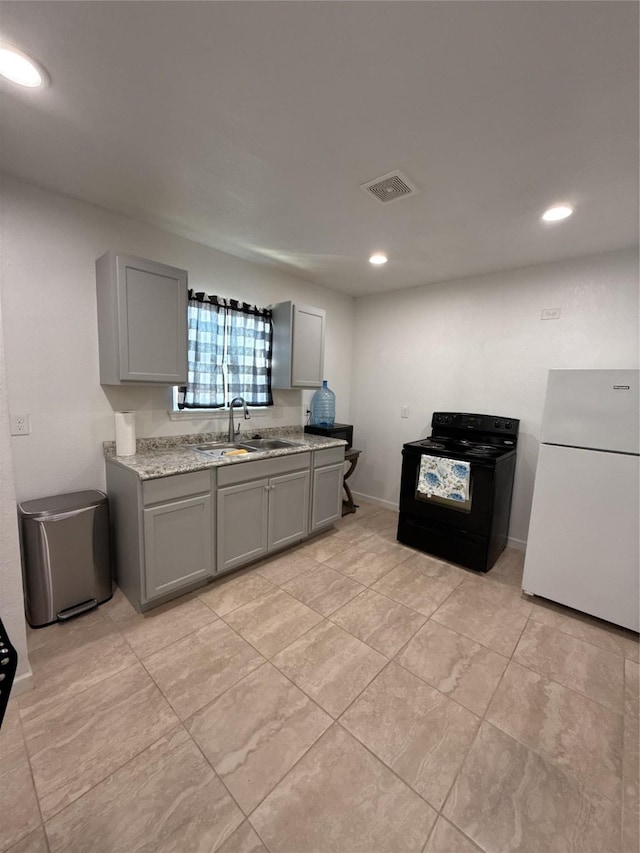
{"left": 0, "top": 1, "right": 637, "bottom": 296}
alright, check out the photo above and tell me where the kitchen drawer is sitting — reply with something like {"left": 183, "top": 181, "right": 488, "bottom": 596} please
{"left": 313, "top": 446, "right": 345, "bottom": 467}
{"left": 217, "top": 452, "right": 310, "bottom": 487}
{"left": 143, "top": 470, "right": 211, "bottom": 505}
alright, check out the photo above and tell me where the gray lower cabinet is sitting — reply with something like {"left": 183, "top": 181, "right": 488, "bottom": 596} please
{"left": 107, "top": 445, "right": 343, "bottom": 612}
{"left": 143, "top": 493, "right": 212, "bottom": 600}
{"left": 106, "top": 463, "right": 214, "bottom": 611}
{"left": 217, "top": 453, "right": 311, "bottom": 574}
{"left": 311, "top": 447, "right": 346, "bottom": 531}
{"left": 268, "top": 469, "right": 311, "bottom": 550}
{"left": 216, "top": 478, "right": 270, "bottom": 572}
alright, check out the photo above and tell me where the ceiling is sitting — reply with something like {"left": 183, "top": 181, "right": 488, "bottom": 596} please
{"left": 0, "top": 1, "right": 637, "bottom": 297}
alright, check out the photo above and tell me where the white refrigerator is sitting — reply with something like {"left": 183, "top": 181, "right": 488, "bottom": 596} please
{"left": 522, "top": 369, "right": 639, "bottom": 631}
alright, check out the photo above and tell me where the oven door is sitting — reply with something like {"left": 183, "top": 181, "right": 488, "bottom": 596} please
{"left": 398, "top": 446, "right": 495, "bottom": 535}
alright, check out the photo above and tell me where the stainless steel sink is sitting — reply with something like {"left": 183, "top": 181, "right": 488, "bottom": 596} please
{"left": 189, "top": 442, "right": 258, "bottom": 458}
{"left": 239, "top": 438, "right": 300, "bottom": 450}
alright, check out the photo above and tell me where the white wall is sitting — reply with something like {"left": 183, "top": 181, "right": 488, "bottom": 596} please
{"left": 0, "top": 295, "right": 30, "bottom": 689}
{"left": 1, "top": 174, "right": 637, "bottom": 679}
{"left": 0, "top": 176, "right": 355, "bottom": 502}
{"left": 349, "top": 247, "right": 639, "bottom": 547}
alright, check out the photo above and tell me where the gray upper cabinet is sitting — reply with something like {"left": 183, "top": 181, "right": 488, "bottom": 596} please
{"left": 96, "top": 252, "right": 188, "bottom": 384}
{"left": 271, "top": 301, "right": 326, "bottom": 389}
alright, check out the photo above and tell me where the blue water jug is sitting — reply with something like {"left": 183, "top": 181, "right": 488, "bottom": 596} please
{"left": 310, "top": 380, "right": 335, "bottom": 427}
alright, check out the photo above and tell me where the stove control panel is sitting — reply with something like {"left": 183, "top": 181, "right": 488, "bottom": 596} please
{"left": 432, "top": 412, "right": 519, "bottom": 437}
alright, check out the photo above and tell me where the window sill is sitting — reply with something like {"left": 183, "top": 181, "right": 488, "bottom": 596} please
{"left": 168, "top": 408, "right": 272, "bottom": 421}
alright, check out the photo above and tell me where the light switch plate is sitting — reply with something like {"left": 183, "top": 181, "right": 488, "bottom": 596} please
{"left": 401, "top": 405, "right": 410, "bottom": 418}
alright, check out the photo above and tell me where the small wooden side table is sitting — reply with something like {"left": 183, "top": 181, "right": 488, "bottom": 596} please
{"left": 342, "top": 448, "right": 361, "bottom": 515}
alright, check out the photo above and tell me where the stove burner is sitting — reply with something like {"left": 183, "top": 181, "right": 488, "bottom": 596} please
{"left": 448, "top": 441, "right": 502, "bottom": 455}
{"left": 465, "top": 446, "right": 500, "bottom": 457}
{"left": 419, "top": 440, "right": 447, "bottom": 450}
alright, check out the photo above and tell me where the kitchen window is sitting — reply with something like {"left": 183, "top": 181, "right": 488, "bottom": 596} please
{"left": 176, "top": 291, "right": 273, "bottom": 410}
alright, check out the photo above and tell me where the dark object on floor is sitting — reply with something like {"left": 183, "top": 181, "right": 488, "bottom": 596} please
{"left": 342, "top": 448, "right": 361, "bottom": 515}
{"left": 0, "top": 617, "right": 18, "bottom": 729}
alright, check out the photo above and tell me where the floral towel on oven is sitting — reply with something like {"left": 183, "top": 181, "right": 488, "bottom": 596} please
{"left": 417, "top": 455, "right": 470, "bottom": 502}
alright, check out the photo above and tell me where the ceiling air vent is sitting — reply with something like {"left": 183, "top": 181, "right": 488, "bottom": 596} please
{"left": 361, "top": 170, "right": 418, "bottom": 204}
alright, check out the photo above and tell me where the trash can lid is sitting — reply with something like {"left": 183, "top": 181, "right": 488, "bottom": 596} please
{"left": 19, "top": 490, "right": 107, "bottom": 518}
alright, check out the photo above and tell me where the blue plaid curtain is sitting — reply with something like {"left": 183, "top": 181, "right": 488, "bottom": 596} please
{"left": 178, "top": 292, "right": 273, "bottom": 408}
{"left": 226, "top": 304, "right": 273, "bottom": 404}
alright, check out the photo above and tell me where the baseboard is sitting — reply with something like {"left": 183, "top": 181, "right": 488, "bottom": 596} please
{"left": 10, "top": 670, "right": 33, "bottom": 696}
{"left": 351, "top": 491, "right": 527, "bottom": 550}
{"left": 351, "top": 491, "right": 399, "bottom": 512}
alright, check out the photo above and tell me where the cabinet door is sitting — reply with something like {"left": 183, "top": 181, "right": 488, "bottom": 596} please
{"left": 117, "top": 255, "right": 187, "bottom": 383}
{"left": 311, "top": 462, "right": 344, "bottom": 532}
{"left": 291, "top": 304, "right": 325, "bottom": 388}
{"left": 217, "top": 479, "right": 269, "bottom": 573}
{"left": 268, "top": 469, "right": 310, "bottom": 551}
{"left": 143, "top": 494, "right": 212, "bottom": 601}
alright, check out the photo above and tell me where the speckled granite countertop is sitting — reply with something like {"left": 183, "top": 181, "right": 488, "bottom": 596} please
{"left": 103, "top": 428, "right": 346, "bottom": 480}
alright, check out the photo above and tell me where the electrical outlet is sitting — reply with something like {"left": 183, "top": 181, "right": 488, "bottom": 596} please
{"left": 541, "top": 307, "right": 561, "bottom": 320}
{"left": 401, "top": 405, "right": 410, "bottom": 418}
{"left": 11, "top": 413, "right": 31, "bottom": 436}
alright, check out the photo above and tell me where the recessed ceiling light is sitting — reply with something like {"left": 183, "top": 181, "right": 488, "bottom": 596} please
{"left": 369, "top": 253, "right": 388, "bottom": 265}
{"left": 0, "top": 43, "right": 49, "bottom": 88}
{"left": 542, "top": 205, "right": 573, "bottom": 222}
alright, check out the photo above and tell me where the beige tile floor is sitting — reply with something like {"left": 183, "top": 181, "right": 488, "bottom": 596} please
{"left": 2, "top": 500, "right": 639, "bottom": 853}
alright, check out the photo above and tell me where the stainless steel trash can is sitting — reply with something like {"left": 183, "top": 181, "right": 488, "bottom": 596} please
{"left": 19, "top": 490, "right": 113, "bottom": 628}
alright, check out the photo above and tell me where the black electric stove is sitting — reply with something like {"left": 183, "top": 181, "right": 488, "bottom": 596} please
{"left": 397, "top": 412, "right": 519, "bottom": 572}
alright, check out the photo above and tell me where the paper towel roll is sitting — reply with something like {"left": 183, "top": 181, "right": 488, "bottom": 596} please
{"left": 115, "top": 411, "right": 136, "bottom": 456}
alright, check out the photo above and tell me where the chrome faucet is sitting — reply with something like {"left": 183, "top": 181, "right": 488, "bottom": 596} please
{"left": 228, "top": 397, "right": 250, "bottom": 441}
